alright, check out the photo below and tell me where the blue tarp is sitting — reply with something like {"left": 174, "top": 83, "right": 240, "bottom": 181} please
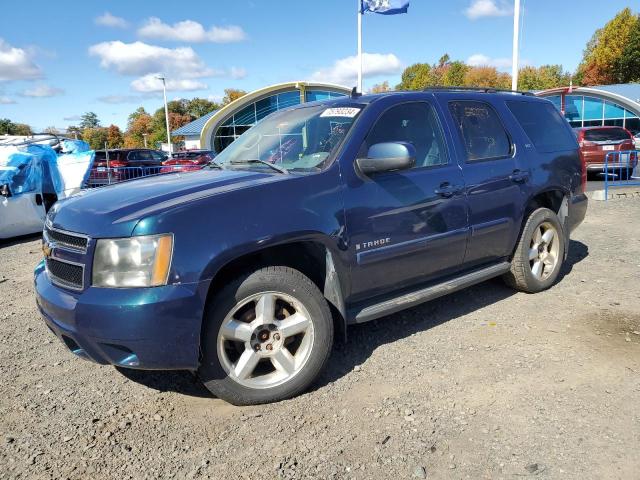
{"left": 0, "top": 140, "right": 95, "bottom": 198}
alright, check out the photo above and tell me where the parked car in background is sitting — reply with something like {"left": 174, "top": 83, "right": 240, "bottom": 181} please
{"left": 87, "top": 149, "right": 168, "bottom": 186}
{"left": 160, "top": 149, "right": 215, "bottom": 173}
{"left": 36, "top": 89, "right": 588, "bottom": 405}
{"left": 574, "top": 126, "right": 637, "bottom": 177}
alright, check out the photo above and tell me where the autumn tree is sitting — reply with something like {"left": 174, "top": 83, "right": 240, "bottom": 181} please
{"left": 614, "top": 16, "right": 640, "bottom": 82}
{"left": 396, "top": 63, "right": 431, "bottom": 90}
{"left": 106, "top": 125, "right": 123, "bottom": 148}
{"left": 464, "top": 66, "right": 511, "bottom": 89}
{"left": 518, "top": 65, "right": 571, "bottom": 90}
{"left": 222, "top": 89, "right": 247, "bottom": 105}
{"left": 124, "top": 108, "right": 153, "bottom": 148}
{"left": 370, "top": 81, "right": 391, "bottom": 93}
{"left": 82, "top": 127, "right": 108, "bottom": 150}
{"left": 576, "top": 8, "right": 639, "bottom": 85}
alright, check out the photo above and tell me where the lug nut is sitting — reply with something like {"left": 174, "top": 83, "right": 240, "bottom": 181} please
{"left": 254, "top": 344, "right": 261, "bottom": 352}
{"left": 266, "top": 344, "right": 273, "bottom": 351}
{"left": 273, "top": 333, "right": 280, "bottom": 341}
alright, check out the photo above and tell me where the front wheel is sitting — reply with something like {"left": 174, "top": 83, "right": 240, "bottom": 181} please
{"left": 198, "top": 266, "right": 333, "bottom": 405}
{"left": 503, "top": 207, "right": 566, "bottom": 293}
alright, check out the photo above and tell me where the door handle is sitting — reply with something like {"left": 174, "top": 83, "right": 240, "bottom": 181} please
{"left": 509, "top": 170, "right": 530, "bottom": 183}
{"left": 434, "top": 183, "right": 463, "bottom": 198}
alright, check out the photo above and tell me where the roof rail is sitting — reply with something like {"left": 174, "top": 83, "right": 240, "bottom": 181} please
{"left": 423, "top": 86, "right": 534, "bottom": 96}
{"left": 0, "top": 132, "right": 67, "bottom": 148}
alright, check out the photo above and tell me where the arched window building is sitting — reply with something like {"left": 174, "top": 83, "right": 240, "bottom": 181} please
{"left": 535, "top": 84, "right": 640, "bottom": 133}
{"left": 171, "top": 82, "right": 350, "bottom": 153}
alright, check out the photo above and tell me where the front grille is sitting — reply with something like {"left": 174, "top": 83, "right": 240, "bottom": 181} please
{"left": 46, "top": 258, "right": 84, "bottom": 290}
{"left": 45, "top": 226, "right": 88, "bottom": 252}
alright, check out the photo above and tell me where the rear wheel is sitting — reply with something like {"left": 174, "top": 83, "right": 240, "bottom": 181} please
{"left": 503, "top": 208, "right": 565, "bottom": 293}
{"left": 198, "top": 266, "right": 333, "bottom": 405}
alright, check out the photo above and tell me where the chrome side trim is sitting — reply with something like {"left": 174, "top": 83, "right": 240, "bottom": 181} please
{"left": 352, "top": 262, "right": 511, "bottom": 324}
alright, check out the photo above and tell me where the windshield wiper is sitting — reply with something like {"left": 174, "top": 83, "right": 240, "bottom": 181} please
{"left": 207, "top": 161, "right": 223, "bottom": 169}
{"left": 229, "top": 159, "right": 288, "bottom": 174}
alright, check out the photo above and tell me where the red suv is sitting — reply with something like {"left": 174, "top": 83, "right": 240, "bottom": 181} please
{"left": 160, "top": 150, "right": 215, "bottom": 173}
{"left": 574, "top": 127, "right": 637, "bottom": 177}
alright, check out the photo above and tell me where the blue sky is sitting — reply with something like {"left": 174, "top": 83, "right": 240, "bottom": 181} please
{"left": 0, "top": 0, "right": 635, "bottom": 131}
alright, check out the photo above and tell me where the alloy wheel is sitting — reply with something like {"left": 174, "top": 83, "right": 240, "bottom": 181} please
{"left": 528, "top": 221, "right": 560, "bottom": 281}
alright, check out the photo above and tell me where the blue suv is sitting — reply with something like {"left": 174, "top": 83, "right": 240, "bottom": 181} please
{"left": 35, "top": 89, "right": 587, "bottom": 405}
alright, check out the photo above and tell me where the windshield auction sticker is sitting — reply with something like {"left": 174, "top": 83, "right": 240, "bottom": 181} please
{"left": 320, "top": 107, "right": 361, "bottom": 118}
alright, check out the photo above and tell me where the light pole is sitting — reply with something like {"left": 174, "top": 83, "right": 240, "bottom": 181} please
{"left": 511, "top": 0, "right": 521, "bottom": 91}
{"left": 156, "top": 75, "right": 172, "bottom": 154}
{"left": 142, "top": 133, "right": 148, "bottom": 148}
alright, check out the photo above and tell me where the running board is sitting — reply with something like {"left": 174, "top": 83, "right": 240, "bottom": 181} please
{"left": 352, "top": 262, "right": 511, "bottom": 324}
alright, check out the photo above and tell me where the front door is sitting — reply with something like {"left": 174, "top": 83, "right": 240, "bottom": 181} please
{"left": 343, "top": 100, "right": 469, "bottom": 303}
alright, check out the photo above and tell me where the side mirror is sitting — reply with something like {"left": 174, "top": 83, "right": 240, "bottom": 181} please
{"left": 356, "top": 142, "right": 416, "bottom": 175}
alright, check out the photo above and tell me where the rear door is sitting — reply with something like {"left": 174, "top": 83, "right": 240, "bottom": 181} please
{"left": 442, "top": 98, "right": 528, "bottom": 266}
{"left": 343, "top": 99, "right": 469, "bottom": 302}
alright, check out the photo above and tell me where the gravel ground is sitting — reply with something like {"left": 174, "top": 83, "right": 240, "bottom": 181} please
{"left": 1, "top": 198, "right": 639, "bottom": 479}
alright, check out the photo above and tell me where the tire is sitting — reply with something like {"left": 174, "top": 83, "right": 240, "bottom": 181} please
{"left": 503, "top": 207, "right": 566, "bottom": 293}
{"left": 198, "top": 266, "right": 334, "bottom": 405}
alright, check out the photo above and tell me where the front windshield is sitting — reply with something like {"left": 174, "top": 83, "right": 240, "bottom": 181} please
{"left": 214, "top": 104, "right": 362, "bottom": 172}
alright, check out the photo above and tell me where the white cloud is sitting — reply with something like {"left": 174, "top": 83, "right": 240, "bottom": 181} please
{"left": 95, "top": 12, "right": 129, "bottom": 28}
{"left": 20, "top": 84, "right": 64, "bottom": 97}
{"left": 0, "top": 38, "right": 43, "bottom": 81}
{"left": 310, "top": 53, "right": 402, "bottom": 86}
{"left": 0, "top": 96, "right": 16, "bottom": 104}
{"left": 130, "top": 74, "right": 208, "bottom": 93}
{"left": 464, "top": 0, "right": 512, "bottom": 20}
{"left": 138, "top": 18, "right": 247, "bottom": 43}
{"left": 88, "top": 41, "right": 217, "bottom": 78}
{"left": 63, "top": 114, "right": 82, "bottom": 121}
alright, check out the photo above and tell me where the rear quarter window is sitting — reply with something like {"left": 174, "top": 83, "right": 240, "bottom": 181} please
{"left": 583, "top": 128, "right": 631, "bottom": 142}
{"left": 507, "top": 101, "right": 577, "bottom": 152}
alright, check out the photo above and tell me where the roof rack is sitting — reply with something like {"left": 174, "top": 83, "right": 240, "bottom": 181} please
{"left": 0, "top": 132, "right": 67, "bottom": 148}
{"left": 423, "top": 86, "right": 534, "bottom": 96}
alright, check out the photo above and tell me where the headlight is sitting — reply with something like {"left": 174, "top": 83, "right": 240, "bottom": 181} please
{"left": 92, "top": 234, "right": 173, "bottom": 288}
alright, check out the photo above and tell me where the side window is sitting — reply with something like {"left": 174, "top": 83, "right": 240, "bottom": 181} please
{"left": 448, "top": 101, "right": 511, "bottom": 161}
{"left": 151, "top": 151, "right": 166, "bottom": 161}
{"left": 507, "top": 101, "right": 577, "bottom": 152}
{"left": 364, "top": 102, "right": 448, "bottom": 168}
{"left": 127, "top": 151, "right": 139, "bottom": 161}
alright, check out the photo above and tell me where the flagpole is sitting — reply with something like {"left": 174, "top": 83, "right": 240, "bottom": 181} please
{"left": 511, "top": 0, "right": 520, "bottom": 91}
{"left": 357, "top": 0, "right": 363, "bottom": 93}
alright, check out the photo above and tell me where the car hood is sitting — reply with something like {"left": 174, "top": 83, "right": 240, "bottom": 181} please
{"left": 48, "top": 169, "right": 280, "bottom": 237}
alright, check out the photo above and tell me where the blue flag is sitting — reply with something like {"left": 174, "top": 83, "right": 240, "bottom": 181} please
{"left": 361, "top": 0, "right": 409, "bottom": 15}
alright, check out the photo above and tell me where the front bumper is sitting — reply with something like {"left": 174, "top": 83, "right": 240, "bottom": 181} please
{"left": 35, "top": 261, "right": 209, "bottom": 370}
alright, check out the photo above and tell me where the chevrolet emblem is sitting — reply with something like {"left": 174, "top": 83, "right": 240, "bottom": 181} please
{"left": 42, "top": 241, "right": 52, "bottom": 258}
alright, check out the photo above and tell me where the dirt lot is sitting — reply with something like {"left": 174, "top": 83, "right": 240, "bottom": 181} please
{"left": 1, "top": 197, "right": 639, "bottom": 480}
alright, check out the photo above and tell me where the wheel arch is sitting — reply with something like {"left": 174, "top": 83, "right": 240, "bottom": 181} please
{"left": 200, "top": 236, "right": 349, "bottom": 353}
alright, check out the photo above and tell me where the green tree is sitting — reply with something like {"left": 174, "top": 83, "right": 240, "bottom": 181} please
{"left": 43, "top": 126, "right": 59, "bottom": 134}
{"left": 66, "top": 125, "right": 82, "bottom": 139}
{"left": 80, "top": 112, "right": 100, "bottom": 129}
{"left": 187, "top": 98, "right": 220, "bottom": 118}
{"left": 576, "top": 8, "right": 639, "bottom": 85}
{"left": 396, "top": 63, "right": 431, "bottom": 90}
{"left": 82, "top": 127, "right": 108, "bottom": 150}
{"left": 369, "top": 81, "right": 391, "bottom": 93}
{"left": 0, "top": 119, "right": 33, "bottom": 135}
{"left": 0, "top": 118, "right": 13, "bottom": 135}
{"left": 442, "top": 61, "right": 468, "bottom": 87}
{"left": 614, "top": 16, "right": 640, "bottom": 82}
{"left": 518, "top": 65, "right": 571, "bottom": 90}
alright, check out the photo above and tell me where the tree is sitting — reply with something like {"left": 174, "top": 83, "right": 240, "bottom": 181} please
{"left": 106, "top": 125, "right": 123, "bottom": 149}
{"left": 43, "top": 126, "right": 59, "bottom": 134}
{"left": 396, "top": 63, "right": 431, "bottom": 90}
{"left": 518, "top": 65, "right": 571, "bottom": 90}
{"left": 80, "top": 112, "right": 100, "bottom": 129}
{"left": 614, "top": 16, "right": 640, "bottom": 82}
{"left": 124, "top": 108, "right": 153, "bottom": 148}
{"left": 370, "top": 81, "right": 391, "bottom": 93}
{"left": 67, "top": 126, "right": 82, "bottom": 139}
{"left": 576, "top": 8, "right": 639, "bottom": 85}
{"left": 464, "top": 66, "right": 511, "bottom": 89}
{"left": 222, "top": 89, "right": 247, "bottom": 105}
{"left": 0, "top": 119, "right": 33, "bottom": 135}
{"left": 187, "top": 98, "right": 220, "bottom": 118}
{"left": 82, "top": 127, "right": 108, "bottom": 150}
{"left": 442, "top": 61, "right": 468, "bottom": 87}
